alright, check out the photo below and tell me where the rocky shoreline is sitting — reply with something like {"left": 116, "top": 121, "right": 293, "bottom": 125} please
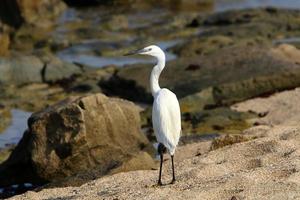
{"left": 1, "top": 1, "right": 300, "bottom": 199}
{"left": 9, "top": 88, "right": 300, "bottom": 199}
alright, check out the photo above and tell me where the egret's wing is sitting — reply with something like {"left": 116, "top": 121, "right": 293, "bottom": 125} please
{"left": 152, "top": 89, "right": 181, "bottom": 154}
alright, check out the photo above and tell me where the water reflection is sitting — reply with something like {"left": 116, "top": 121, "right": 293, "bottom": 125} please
{"left": 0, "top": 109, "right": 31, "bottom": 149}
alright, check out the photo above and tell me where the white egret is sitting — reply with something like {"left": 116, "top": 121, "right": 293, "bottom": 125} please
{"left": 125, "top": 45, "right": 181, "bottom": 185}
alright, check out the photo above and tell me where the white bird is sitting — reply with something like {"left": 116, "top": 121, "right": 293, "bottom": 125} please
{"left": 125, "top": 45, "right": 181, "bottom": 185}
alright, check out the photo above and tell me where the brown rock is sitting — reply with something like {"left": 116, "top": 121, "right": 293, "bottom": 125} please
{"left": 272, "top": 44, "right": 300, "bottom": 64}
{"left": 0, "top": 93, "right": 154, "bottom": 186}
{"left": 0, "top": 105, "right": 11, "bottom": 134}
{"left": 232, "top": 87, "right": 300, "bottom": 126}
{"left": 18, "top": 0, "right": 66, "bottom": 27}
{"left": 0, "top": 32, "right": 10, "bottom": 57}
{"left": 0, "top": 0, "right": 66, "bottom": 28}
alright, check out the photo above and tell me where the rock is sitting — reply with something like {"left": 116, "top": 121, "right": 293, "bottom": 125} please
{"left": 0, "top": 0, "right": 66, "bottom": 28}
{"left": 232, "top": 87, "right": 300, "bottom": 126}
{"left": 69, "top": 66, "right": 116, "bottom": 94}
{"left": 104, "top": 15, "right": 128, "bottom": 31}
{"left": 272, "top": 44, "right": 300, "bottom": 64}
{"left": 172, "top": 35, "right": 234, "bottom": 57}
{"left": 202, "top": 9, "right": 259, "bottom": 26}
{"left": 195, "top": 8, "right": 300, "bottom": 33}
{"left": 0, "top": 93, "right": 154, "bottom": 187}
{"left": 179, "top": 87, "right": 216, "bottom": 113}
{"left": 0, "top": 83, "right": 68, "bottom": 112}
{"left": 178, "top": 8, "right": 300, "bottom": 58}
{"left": 102, "top": 43, "right": 300, "bottom": 103}
{"left": 180, "top": 107, "right": 255, "bottom": 135}
{"left": 0, "top": 54, "right": 84, "bottom": 85}
{"left": 0, "top": 31, "right": 10, "bottom": 57}
{"left": 10, "top": 124, "right": 300, "bottom": 200}
{"left": 38, "top": 53, "right": 83, "bottom": 83}
{"left": 0, "top": 55, "right": 44, "bottom": 85}
{"left": 205, "top": 68, "right": 300, "bottom": 106}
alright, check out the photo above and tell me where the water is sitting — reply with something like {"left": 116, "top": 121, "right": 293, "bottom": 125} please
{"left": 57, "top": 40, "right": 181, "bottom": 68}
{"left": 0, "top": 109, "right": 31, "bottom": 149}
{"left": 273, "top": 37, "right": 300, "bottom": 47}
{"left": 0, "top": 183, "right": 36, "bottom": 199}
{"left": 215, "top": 0, "right": 300, "bottom": 11}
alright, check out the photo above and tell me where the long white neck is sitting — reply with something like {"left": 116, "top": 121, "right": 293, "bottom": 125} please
{"left": 150, "top": 53, "right": 165, "bottom": 97}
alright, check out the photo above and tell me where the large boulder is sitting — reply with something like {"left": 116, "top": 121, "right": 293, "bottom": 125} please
{"left": 0, "top": 0, "right": 66, "bottom": 28}
{"left": 0, "top": 93, "right": 154, "bottom": 187}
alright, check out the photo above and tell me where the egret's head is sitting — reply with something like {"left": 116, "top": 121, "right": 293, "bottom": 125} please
{"left": 124, "top": 45, "right": 164, "bottom": 58}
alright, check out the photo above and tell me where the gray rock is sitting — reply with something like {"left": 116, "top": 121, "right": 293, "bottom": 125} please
{"left": 0, "top": 54, "right": 84, "bottom": 85}
{"left": 40, "top": 54, "right": 83, "bottom": 83}
{"left": 0, "top": 55, "right": 44, "bottom": 85}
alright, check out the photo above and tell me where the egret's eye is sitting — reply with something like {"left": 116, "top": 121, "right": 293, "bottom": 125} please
{"left": 148, "top": 48, "right": 152, "bottom": 51}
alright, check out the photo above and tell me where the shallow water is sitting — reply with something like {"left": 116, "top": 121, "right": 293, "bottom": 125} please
{"left": 0, "top": 109, "right": 31, "bottom": 149}
{"left": 57, "top": 40, "right": 180, "bottom": 68}
{"left": 273, "top": 37, "right": 300, "bottom": 47}
{"left": 215, "top": 0, "right": 300, "bottom": 11}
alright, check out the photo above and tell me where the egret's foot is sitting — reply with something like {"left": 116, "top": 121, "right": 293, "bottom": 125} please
{"left": 157, "top": 180, "right": 163, "bottom": 186}
{"left": 170, "top": 179, "right": 176, "bottom": 184}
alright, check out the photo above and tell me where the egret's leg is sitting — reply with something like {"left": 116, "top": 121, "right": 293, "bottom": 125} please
{"left": 158, "top": 152, "right": 163, "bottom": 186}
{"left": 171, "top": 155, "right": 176, "bottom": 184}
{"left": 157, "top": 143, "right": 165, "bottom": 186}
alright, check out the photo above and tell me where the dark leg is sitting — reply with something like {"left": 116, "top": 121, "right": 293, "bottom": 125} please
{"left": 158, "top": 151, "right": 163, "bottom": 185}
{"left": 157, "top": 143, "right": 166, "bottom": 186}
{"left": 171, "top": 155, "right": 176, "bottom": 184}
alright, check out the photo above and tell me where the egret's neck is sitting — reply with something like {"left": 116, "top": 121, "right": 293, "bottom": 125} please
{"left": 150, "top": 54, "right": 165, "bottom": 97}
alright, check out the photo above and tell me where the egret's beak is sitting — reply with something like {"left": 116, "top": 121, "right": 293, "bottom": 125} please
{"left": 124, "top": 48, "right": 147, "bottom": 56}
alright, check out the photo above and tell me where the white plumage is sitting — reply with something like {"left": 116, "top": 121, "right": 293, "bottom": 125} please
{"left": 152, "top": 88, "right": 181, "bottom": 155}
{"left": 125, "top": 44, "right": 181, "bottom": 185}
